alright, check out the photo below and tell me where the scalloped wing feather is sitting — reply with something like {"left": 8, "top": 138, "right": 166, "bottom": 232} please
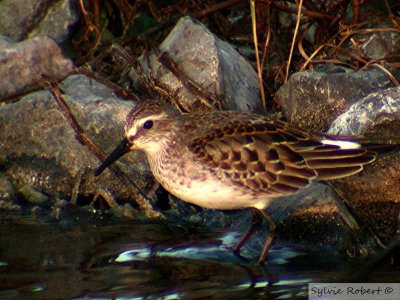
{"left": 187, "top": 113, "right": 380, "bottom": 195}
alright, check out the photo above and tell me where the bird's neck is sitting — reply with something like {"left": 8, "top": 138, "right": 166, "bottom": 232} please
{"left": 144, "top": 137, "right": 177, "bottom": 170}
{"left": 144, "top": 119, "right": 184, "bottom": 180}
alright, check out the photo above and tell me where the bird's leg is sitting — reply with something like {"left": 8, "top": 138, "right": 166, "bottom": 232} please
{"left": 232, "top": 208, "right": 263, "bottom": 254}
{"left": 257, "top": 209, "right": 276, "bottom": 265}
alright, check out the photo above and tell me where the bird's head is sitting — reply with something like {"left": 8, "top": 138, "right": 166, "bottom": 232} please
{"left": 94, "top": 100, "right": 181, "bottom": 176}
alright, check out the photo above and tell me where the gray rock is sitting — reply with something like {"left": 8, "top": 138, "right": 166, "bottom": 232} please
{"left": 269, "top": 182, "right": 376, "bottom": 255}
{"left": 0, "top": 0, "right": 50, "bottom": 41}
{"left": 130, "top": 16, "right": 262, "bottom": 113}
{"left": 337, "top": 12, "right": 400, "bottom": 62}
{"left": 329, "top": 86, "right": 400, "bottom": 137}
{"left": 359, "top": 29, "right": 400, "bottom": 61}
{"left": 260, "top": 68, "right": 400, "bottom": 251}
{"left": 328, "top": 86, "right": 400, "bottom": 243}
{"left": 0, "top": 74, "right": 155, "bottom": 213}
{"left": 0, "top": 35, "right": 15, "bottom": 48}
{"left": 0, "top": 37, "right": 74, "bottom": 100}
{"left": 276, "top": 66, "right": 397, "bottom": 132}
{"left": 28, "top": 0, "right": 80, "bottom": 44}
{"left": 0, "top": 0, "right": 79, "bottom": 43}
{"left": 0, "top": 174, "right": 17, "bottom": 205}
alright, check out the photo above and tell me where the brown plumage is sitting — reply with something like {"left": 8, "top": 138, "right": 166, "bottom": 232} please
{"left": 95, "top": 100, "right": 399, "bottom": 264}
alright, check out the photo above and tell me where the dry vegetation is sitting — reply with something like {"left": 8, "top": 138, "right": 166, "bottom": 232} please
{"left": 72, "top": 0, "right": 400, "bottom": 111}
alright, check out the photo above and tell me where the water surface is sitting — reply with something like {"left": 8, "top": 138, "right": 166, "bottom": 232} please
{"left": 0, "top": 214, "right": 398, "bottom": 299}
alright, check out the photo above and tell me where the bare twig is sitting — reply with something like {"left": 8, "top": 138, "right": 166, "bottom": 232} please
{"left": 267, "top": 0, "right": 336, "bottom": 20}
{"left": 285, "top": 0, "right": 303, "bottom": 82}
{"left": 39, "top": 76, "right": 163, "bottom": 220}
{"left": 365, "top": 63, "right": 400, "bottom": 86}
{"left": 351, "top": 0, "right": 361, "bottom": 24}
{"left": 250, "top": 0, "right": 267, "bottom": 113}
{"left": 299, "top": 44, "right": 324, "bottom": 71}
{"left": 325, "top": 43, "right": 369, "bottom": 65}
{"left": 194, "top": 0, "right": 246, "bottom": 18}
{"left": 308, "top": 59, "right": 357, "bottom": 69}
{"left": 78, "top": 66, "right": 141, "bottom": 101}
{"left": 152, "top": 46, "right": 222, "bottom": 110}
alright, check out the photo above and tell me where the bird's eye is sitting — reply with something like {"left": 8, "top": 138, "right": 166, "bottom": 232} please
{"left": 143, "top": 120, "right": 153, "bottom": 129}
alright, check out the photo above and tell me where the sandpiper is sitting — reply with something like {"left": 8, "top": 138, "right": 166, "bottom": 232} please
{"left": 95, "top": 100, "right": 398, "bottom": 264}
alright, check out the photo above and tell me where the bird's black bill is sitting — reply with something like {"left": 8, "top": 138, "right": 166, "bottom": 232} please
{"left": 94, "top": 138, "right": 131, "bottom": 176}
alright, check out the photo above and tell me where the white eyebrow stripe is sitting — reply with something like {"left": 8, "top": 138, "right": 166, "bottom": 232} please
{"left": 140, "top": 114, "right": 167, "bottom": 122}
{"left": 321, "top": 139, "right": 361, "bottom": 149}
{"left": 125, "top": 114, "right": 168, "bottom": 138}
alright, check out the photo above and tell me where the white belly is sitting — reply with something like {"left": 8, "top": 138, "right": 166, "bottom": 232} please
{"left": 160, "top": 177, "right": 270, "bottom": 210}
{"left": 147, "top": 151, "right": 271, "bottom": 210}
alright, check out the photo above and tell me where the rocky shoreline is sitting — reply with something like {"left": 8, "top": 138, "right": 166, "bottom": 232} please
{"left": 1, "top": 2, "right": 399, "bottom": 258}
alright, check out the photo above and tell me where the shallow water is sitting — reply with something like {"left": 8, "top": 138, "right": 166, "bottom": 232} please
{"left": 0, "top": 214, "right": 398, "bottom": 299}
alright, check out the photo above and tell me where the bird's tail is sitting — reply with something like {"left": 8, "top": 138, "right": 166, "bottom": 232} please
{"left": 297, "top": 137, "right": 400, "bottom": 181}
{"left": 359, "top": 141, "right": 400, "bottom": 156}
